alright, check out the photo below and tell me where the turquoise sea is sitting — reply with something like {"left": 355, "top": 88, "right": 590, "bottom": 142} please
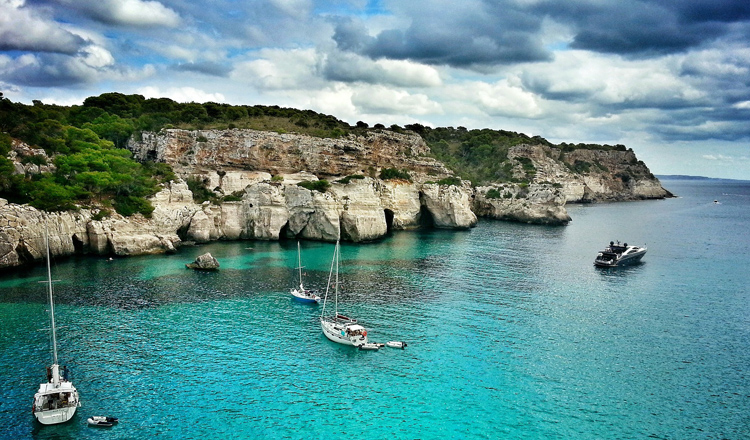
{"left": 1, "top": 179, "right": 749, "bottom": 439}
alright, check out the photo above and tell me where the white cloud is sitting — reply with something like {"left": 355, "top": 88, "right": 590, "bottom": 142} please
{"left": 0, "top": 0, "right": 85, "bottom": 53}
{"left": 445, "top": 78, "right": 542, "bottom": 119}
{"left": 702, "top": 154, "right": 740, "bottom": 161}
{"left": 520, "top": 50, "right": 705, "bottom": 108}
{"left": 351, "top": 85, "right": 442, "bottom": 115}
{"left": 323, "top": 50, "right": 442, "bottom": 87}
{"left": 232, "top": 48, "right": 322, "bottom": 90}
{"left": 269, "top": 0, "right": 312, "bottom": 19}
{"left": 681, "top": 47, "right": 750, "bottom": 78}
{"left": 61, "top": 0, "right": 180, "bottom": 28}
{"left": 80, "top": 45, "right": 115, "bottom": 69}
{"left": 137, "top": 86, "right": 225, "bottom": 103}
{"left": 305, "top": 85, "right": 357, "bottom": 120}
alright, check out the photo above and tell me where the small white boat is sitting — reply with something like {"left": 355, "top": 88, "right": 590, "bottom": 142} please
{"left": 358, "top": 343, "right": 384, "bottom": 351}
{"left": 386, "top": 341, "right": 408, "bottom": 349}
{"left": 87, "top": 416, "right": 118, "bottom": 427}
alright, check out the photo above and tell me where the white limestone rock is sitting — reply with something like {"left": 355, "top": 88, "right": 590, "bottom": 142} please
{"left": 473, "top": 184, "right": 571, "bottom": 225}
{"left": 419, "top": 184, "right": 477, "bottom": 229}
{"left": 331, "top": 177, "right": 387, "bottom": 242}
{"left": 378, "top": 180, "right": 422, "bottom": 229}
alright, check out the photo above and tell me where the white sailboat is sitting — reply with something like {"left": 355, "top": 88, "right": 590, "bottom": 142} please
{"left": 320, "top": 241, "right": 369, "bottom": 347}
{"left": 32, "top": 233, "right": 80, "bottom": 425}
{"left": 290, "top": 241, "right": 321, "bottom": 303}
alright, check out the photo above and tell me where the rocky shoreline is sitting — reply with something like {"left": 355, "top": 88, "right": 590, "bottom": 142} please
{"left": 0, "top": 129, "right": 671, "bottom": 270}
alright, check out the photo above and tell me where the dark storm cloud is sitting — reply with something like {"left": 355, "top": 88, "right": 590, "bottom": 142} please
{"left": 532, "top": 0, "right": 750, "bottom": 56}
{"left": 1, "top": 53, "right": 98, "bottom": 87}
{"left": 0, "top": 1, "right": 87, "bottom": 54}
{"left": 170, "top": 61, "right": 232, "bottom": 77}
{"left": 650, "top": 110, "right": 750, "bottom": 142}
{"left": 332, "top": 0, "right": 750, "bottom": 67}
{"left": 331, "top": 5, "right": 552, "bottom": 68}
{"left": 27, "top": 0, "right": 180, "bottom": 28}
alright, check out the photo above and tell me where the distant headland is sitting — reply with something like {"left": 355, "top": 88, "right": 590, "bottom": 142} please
{"left": 656, "top": 175, "right": 749, "bottom": 182}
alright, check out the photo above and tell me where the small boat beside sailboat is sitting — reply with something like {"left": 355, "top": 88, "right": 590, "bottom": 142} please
{"left": 320, "top": 241, "right": 372, "bottom": 348}
{"left": 87, "top": 416, "right": 119, "bottom": 427}
{"left": 385, "top": 341, "right": 408, "bottom": 349}
{"left": 290, "top": 242, "right": 321, "bottom": 304}
{"left": 32, "top": 231, "right": 81, "bottom": 425}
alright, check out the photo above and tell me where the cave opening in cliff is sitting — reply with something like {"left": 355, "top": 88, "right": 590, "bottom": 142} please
{"left": 384, "top": 209, "right": 394, "bottom": 233}
{"left": 71, "top": 234, "right": 84, "bottom": 253}
{"left": 279, "top": 221, "right": 292, "bottom": 240}
{"left": 176, "top": 223, "right": 190, "bottom": 241}
{"left": 15, "top": 241, "right": 34, "bottom": 265}
{"left": 419, "top": 206, "right": 435, "bottom": 228}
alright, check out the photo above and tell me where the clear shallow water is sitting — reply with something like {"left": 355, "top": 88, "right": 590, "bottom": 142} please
{"left": 1, "top": 180, "right": 748, "bottom": 439}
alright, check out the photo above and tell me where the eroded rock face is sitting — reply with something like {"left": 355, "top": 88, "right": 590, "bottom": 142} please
{"left": 0, "top": 201, "right": 91, "bottom": 266}
{"left": 377, "top": 180, "right": 422, "bottom": 230}
{"left": 331, "top": 178, "right": 387, "bottom": 242}
{"left": 508, "top": 144, "right": 671, "bottom": 203}
{"left": 473, "top": 184, "right": 571, "bottom": 225}
{"left": 130, "top": 129, "right": 453, "bottom": 183}
{"left": 420, "top": 183, "right": 478, "bottom": 229}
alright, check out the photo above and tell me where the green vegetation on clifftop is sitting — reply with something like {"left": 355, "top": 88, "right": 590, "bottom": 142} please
{"left": 402, "top": 123, "right": 627, "bottom": 185}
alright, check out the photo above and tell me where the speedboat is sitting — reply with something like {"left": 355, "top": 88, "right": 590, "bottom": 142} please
{"left": 385, "top": 341, "right": 408, "bottom": 349}
{"left": 594, "top": 241, "right": 647, "bottom": 267}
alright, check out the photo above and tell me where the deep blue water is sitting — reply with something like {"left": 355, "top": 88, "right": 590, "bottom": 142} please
{"left": 1, "top": 180, "right": 748, "bottom": 439}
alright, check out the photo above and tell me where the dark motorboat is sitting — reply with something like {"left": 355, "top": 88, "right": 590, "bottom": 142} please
{"left": 594, "top": 241, "right": 647, "bottom": 267}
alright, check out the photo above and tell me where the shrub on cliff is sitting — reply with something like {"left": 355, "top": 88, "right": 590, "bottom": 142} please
{"left": 186, "top": 177, "right": 217, "bottom": 203}
{"left": 437, "top": 176, "right": 462, "bottom": 186}
{"left": 379, "top": 168, "right": 411, "bottom": 181}
{"left": 298, "top": 179, "right": 330, "bottom": 192}
{"left": 336, "top": 175, "right": 365, "bottom": 184}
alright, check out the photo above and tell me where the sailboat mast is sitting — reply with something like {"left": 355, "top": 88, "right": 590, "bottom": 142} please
{"left": 45, "top": 232, "right": 58, "bottom": 366}
{"left": 334, "top": 241, "right": 339, "bottom": 317}
{"left": 297, "top": 241, "right": 302, "bottom": 285}
{"left": 321, "top": 240, "right": 336, "bottom": 316}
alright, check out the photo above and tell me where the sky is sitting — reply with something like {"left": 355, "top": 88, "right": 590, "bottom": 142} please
{"left": 1, "top": 0, "right": 749, "bottom": 179}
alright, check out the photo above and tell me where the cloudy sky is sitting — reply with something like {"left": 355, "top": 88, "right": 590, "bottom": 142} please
{"left": 1, "top": 0, "right": 749, "bottom": 179}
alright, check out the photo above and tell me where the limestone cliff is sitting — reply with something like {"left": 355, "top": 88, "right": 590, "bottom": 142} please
{"left": 0, "top": 128, "right": 671, "bottom": 269}
{"left": 131, "top": 129, "right": 453, "bottom": 184}
{"left": 473, "top": 183, "right": 571, "bottom": 225}
{"left": 507, "top": 144, "right": 672, "bottom": 203}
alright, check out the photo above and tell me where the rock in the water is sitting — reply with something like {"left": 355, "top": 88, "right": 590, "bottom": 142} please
{"left": 186, "top": 252, "right": 220, "bottom": 270}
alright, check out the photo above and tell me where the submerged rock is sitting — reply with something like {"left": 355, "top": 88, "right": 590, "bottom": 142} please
{"left": 186, "top": 252, "right": 220, "bottom": 270}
